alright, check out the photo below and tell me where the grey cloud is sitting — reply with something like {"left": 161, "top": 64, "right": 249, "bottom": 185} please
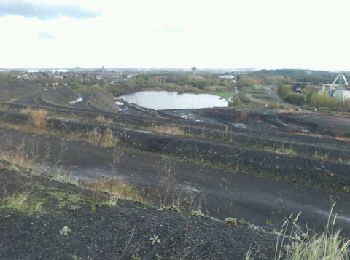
{"left": 0, "top": 0, "right": 99, "bottom": 20}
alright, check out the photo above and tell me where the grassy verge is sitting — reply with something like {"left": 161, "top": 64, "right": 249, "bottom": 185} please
{"left": 211, "top": 90, "right": 235, "bottom": 100}
{"left": 0, "top": 118, "right": 118, "bottom": 148}
{"left": 0, "top": 158, "right": 144, "bottom": 215}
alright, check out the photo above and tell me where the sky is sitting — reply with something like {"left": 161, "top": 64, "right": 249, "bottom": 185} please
{"left": 0, "top": 0, "right": 349, "bottom": 70}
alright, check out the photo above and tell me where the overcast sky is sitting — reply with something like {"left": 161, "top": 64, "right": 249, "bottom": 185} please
{"left": 0, "top": 0, "right": 349, "bottom": 70}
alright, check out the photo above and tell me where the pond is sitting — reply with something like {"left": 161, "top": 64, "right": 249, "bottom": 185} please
{"left": 119, "top": 91, "right": 228, "bottom": 110}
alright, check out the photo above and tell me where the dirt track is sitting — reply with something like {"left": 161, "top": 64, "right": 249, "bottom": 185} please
{"left": 1, "top": 128, "right": 350, "bottom": 235}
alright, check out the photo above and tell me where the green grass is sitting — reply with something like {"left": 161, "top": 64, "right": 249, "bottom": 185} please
{"left": 0, "top": 187, "right": 84, "bottom": 214}
{"left": 49, "top": 190, "right": 83, "bottom": 210}
{"left": 0, "top": 193, "right": 43, "bottom": 214}
{"left": 70, "top": 82, "right": 99, "bottom": 92}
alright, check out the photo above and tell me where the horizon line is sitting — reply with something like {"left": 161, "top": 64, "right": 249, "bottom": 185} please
{"left": 0, "top": 67, "right": 348, "bottom": 72}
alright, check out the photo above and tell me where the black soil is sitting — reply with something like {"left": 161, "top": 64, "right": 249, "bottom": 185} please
{"left": 1, "top": 83, "right": 350, "bottom": 259}
{"left": 0, "top": 163, "right": 276, "bottom": 260}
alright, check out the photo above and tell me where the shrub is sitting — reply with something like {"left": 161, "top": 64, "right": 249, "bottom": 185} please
{"left": 310, "top": 93, "right": 350, "bottom": 110}
{"left": 277, "top": 84, "right": 292, "bottom": 99}
{"left": 278, "top": 84, "right": 350, "bottom": 111}
{"left": 284, "top": 93, "right": 306, "bottom": 105}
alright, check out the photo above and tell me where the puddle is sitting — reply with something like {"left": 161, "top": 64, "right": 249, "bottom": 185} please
{"left": 232, "top": 123, "right": 247, "bottom": 129}
{"left": 119, "top": 91, "right": 228, "bottom": 110}
{"left": 69, "top": 97, "right": 83, "bottom": 104}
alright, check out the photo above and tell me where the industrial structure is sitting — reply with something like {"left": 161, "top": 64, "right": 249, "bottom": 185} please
{"left": 320, "top": 72, "right": 350, "bottom": 101}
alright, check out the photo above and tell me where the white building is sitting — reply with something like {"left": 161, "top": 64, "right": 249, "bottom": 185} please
{"left": 53, "top": 75, "right": 64, "bottom": 80}
{"left": 333, "top": 90, "right": 350, "bottom": 102}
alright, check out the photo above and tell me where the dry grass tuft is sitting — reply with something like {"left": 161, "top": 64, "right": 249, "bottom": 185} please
{"left": 150, "top": 125, "right": 185, "bottom": 136}
{"left": 286, "top": 230, "right": 350, "bottom": 260}
{"left": 82, "top": 179, "right": 143, "bottom": 202}
{"left": 275, "top": 205, "right": 350, "bottom": 260}
{"left": 95, "top": 115, "right": 113, "bottom": 125}
{"left": 66, "top": 128, "right": 118, "bottom": 148}
{"left": 30, "top": 109, "right": 48, "bottom": 130}
{"left": 0, "top": 150, "right": 34, "bottom": 170}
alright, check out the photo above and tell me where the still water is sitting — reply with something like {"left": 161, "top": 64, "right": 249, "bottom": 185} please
{"left": 119, "top": 91, "right": 228, "bottom": 110}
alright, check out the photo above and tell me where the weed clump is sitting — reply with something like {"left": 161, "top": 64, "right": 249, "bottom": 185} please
{"left": 67, "top": 128, "right": 118, "bottom": 148}
{"left": 224, "top": 217, "right": 238, "bottom": 226}
{"left": 150, "top": 235, "right": 160, "bottom": 245}
{"left": 275, "top": 207, "right": 350, "bottom": 260}
{"left": 192, "top": 209, "right": 205, "bottom": 217}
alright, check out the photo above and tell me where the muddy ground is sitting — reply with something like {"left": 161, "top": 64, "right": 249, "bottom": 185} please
{"left": 1, "top": 82, "right": 350, "bottom": 259}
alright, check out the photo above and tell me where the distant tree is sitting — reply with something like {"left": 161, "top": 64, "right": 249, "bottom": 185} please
{"left": 237, "top": 75, "right": 259, "bottom": 88}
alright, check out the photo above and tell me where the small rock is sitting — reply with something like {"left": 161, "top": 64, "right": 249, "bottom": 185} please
{"left": 59, "top": 226, "right": 72, "bottom": 236}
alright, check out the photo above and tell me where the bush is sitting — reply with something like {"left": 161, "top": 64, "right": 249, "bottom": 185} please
{"left": 237, "top": 75, "right": 260, "bottom": 88}
{"left": 277, "top": 84, "right": 306, "bottom": 105}
{"left": 277, "top": 84, "right": 350, "bottom": 111}
{"left": 284, "top": 93, "right": 306, "bottom": 105}
{"left": 277, "top": 84, "right": 292, "bottom": 99}
{"left": 310, "top": 93, "right": 350, "bottom": 110}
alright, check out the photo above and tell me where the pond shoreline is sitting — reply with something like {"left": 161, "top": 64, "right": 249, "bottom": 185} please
{"left": 118, "top": 90, "right": 229, "bottom": 110}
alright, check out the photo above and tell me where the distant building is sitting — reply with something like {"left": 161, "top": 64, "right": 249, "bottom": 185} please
{"left": 218, "top": 75, "right": 235, "bottom": 80}
{"left": 53, "top": 75, "right": 64, "bottom": 80}
{"left": 17, "top": 74, "right": 30, "bottom": 80}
